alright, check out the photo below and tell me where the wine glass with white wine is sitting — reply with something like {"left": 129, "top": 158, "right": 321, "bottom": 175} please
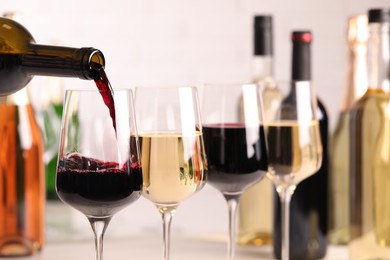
{"left": 265, "top": 80, "right": 323, "bottom": 260}
{"left": 134, "top": 86, "right": 207, "bottom": 260}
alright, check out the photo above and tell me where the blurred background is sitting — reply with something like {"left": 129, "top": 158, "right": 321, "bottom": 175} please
{"left": 0, "top": 0, "right": 388, "bottom": 242}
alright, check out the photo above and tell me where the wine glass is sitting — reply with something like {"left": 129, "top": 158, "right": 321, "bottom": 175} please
{"left": 56, "top": 88, "right": 142, "bottom": 260}
{"left": 201, "top": 83, "right": 268, "bottom": 260}
{"left": 134, "top": 86, "right": 207, "bottom": 260}
{"left": 265, "top": 81, "right": 322, "bottom": 260}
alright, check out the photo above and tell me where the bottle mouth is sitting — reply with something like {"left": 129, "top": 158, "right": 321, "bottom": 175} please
{"left": 89, "top": 49, "right": 105, "bottom": 69}
{"left": 80, "top": 48, "right": 105, "bottom": 80}
{"left": 291, "top": 31, "right": 312, "bottom": 43}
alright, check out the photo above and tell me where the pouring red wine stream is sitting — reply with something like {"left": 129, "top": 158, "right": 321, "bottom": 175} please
{"left": 90, "top": 63, "right": 117, "bottom": 133}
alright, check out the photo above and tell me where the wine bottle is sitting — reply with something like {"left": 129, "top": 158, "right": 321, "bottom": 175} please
{"left": 0, "top": 88, "right": 45, "bottom": 256}
{"left": 0, "top": 17, "right": 105, "bottom": 96}
{"left": 328, "top": 14, "right": 368, "bottom": 245}
{"left": 2, "top": 12, "right": 65, "bottom": 201}
{"left": 349, "top": 9, "right": 390, "bottom": 259}
{"left": 238, "top": 15, "right": 282, "bottom": 247}
{"left": 273, "top": 31, "right": 328, "bottom": 259}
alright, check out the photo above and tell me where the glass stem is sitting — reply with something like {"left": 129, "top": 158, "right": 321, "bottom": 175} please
{"left": 223, "top": 193, "right": 241, "bottom": 260}
{"left": 159, "top": 206, "right": 176, "bottom": 260}
{"left": 277, "top": 186, "right": 294, "bottom": 260}
{"left": 89, "top": 217, "right": 111, "bottom": 260}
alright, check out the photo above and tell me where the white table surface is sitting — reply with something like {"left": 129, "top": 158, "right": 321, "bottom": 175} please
{"left": 34, "top": 193, "right": 349, "bottom": 260}
{"left": 15, "top": 236, "right": 348, "bottom": 260}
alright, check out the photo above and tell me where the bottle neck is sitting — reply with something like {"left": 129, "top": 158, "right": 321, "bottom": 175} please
{"left": 367, "top": 22, "right": 390, "bottom": 91}
{"left": 341, "top": 43, "right": 368, "bottom": 111}
{"left": 292, "top": 41, "right": 311, "bottom": 81}
{"left": 253, "top": 16, "right": 273, "bottom": 85}
{"left": 252, "top": 55, "right": 274, "bottom": 83}
{"left": 21, "top": 45, "right": 105, "bottom": 80}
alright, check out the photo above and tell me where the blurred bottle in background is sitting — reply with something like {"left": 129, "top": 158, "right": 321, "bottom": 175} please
{"left": 0, "top": 88, "right": 45, "bottom": 256}
{"left": 328, "top": 14, "right": 368, "bottom": 245}
{"left": 349, "top": 8, "right": 390, "bottom": 259}
{"left": 238, "top": 14, "right": 282, "bottom": 246}
{"left": 273, "top": 31, "right": 328, "bottom": 259}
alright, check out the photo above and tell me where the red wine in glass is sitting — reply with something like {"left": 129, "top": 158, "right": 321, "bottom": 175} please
{"left": 203, "top": 123, "right": 268, "bottom": 193}
{"left": 55, "top": 57, "right": 140, "bottom": 260}
{"left": 57, "top": 152, "right": 142, "bottom": 217}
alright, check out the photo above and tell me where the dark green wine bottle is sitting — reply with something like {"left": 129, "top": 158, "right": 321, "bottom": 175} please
{"left": 0, "top": 17, "right": 105, "bottom": 96}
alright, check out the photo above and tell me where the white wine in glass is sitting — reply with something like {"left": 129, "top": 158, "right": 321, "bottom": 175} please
{"left": 265, "top": 30, "right": 323, "bottom": 259}
{"left": 134, "top": 86, "right": 207, "bottom": 260}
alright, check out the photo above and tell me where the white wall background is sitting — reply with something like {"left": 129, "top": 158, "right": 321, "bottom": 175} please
{"left": 1, "top": 0, "right": 389, "bottom": 242}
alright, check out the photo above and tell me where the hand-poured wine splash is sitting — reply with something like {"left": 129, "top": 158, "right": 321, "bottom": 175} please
{"left": 90, "top": 62, "right": 116, "bottom": 133}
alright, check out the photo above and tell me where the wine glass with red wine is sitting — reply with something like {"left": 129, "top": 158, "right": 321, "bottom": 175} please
{"left": 134, "top": 86, "right": 207, "bottom": 260}
{"left": 56, "top": 88, "right": 142, "bottom": 260}
{"left": 265, "top": 81, "right": 322, "bottom": 260}
{"left": 201, "top": 83, "right": 268, "bottom": 260}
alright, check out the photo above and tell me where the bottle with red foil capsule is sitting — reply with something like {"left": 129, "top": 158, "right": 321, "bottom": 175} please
{"left": 273, "top": 31, "right": 328, "bottom": 259}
